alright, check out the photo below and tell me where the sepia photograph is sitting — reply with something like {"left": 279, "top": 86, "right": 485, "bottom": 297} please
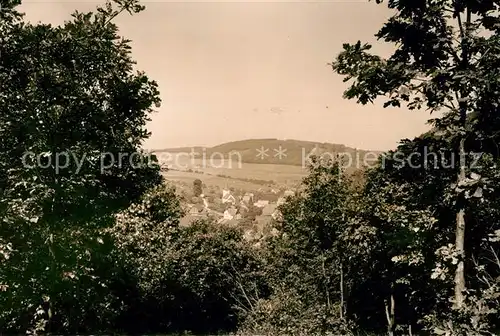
{"left": 1, "top": 0, "right": 499, "bottom": 334}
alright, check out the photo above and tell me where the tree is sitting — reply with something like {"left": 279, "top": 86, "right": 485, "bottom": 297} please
{"left": 0, "top": 0, "right": 163, "bottom": 332}
{"left": 108, "top": 183, "right": 183, "bottom": 295}
{"left": 356, "top": 152, "right": 445, "bottom": 334}
{"left": 193, "top": 178, "right": 203, "bottom": 197}
{"left": 247, "top": 157, "right": 358, "bottom": 335}
{"left": 110, "top": 207, "right": 267, "bottom": 334}
{"left": 331, "top": 0, "right": 500, "bottom": 312}
{"left": 360, "top": 136, "right": 500, "bottom": 334}
{"left": 246, "top": 205, "right": 263, "bottom": 219}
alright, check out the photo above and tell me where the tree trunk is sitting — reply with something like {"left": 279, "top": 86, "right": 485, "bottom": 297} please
{"left": 452, "top": 5, "right": 471, "bottom": 310}
{"left": 321, "top": 254, "right": 331, "bottom": 311}
{"left": 384, "top": 286, "right": 395, "bottom": 336}
{"left": 340, "top": 261, "right": 344, "bottom": 320}
{"left": 454, "top": 136, "right": 467, "bottom": 308}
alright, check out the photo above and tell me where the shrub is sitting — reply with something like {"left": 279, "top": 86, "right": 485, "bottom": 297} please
{"left": 109, "top": 191, "right": 268, "bottom": 334}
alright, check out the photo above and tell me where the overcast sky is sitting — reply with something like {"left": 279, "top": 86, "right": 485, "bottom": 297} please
{"left": 20, "top": 0, "right": 432, "bottom": 151}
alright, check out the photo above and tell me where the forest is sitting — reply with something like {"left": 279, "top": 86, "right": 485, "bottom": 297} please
{"left": 0, "top": 0, "right": 499, "bottom": 335}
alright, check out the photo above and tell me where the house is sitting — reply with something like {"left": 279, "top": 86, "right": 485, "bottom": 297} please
{"left": 239, "top": 201, "right": 249, "bottom": 212}
{"left": 223, "top": 206, "right": 238, "bottom": 220}
{"left": 189, "top": 207, "right": 199, "bottom": 216}
{"left": 222, "top": 189, "right": 236, "bottom": 204}
{"left": 242, "top": 192, "right": 255, "bottom": 204}
{"left": 188, "top": 204, "right": 206, "bottom": 217}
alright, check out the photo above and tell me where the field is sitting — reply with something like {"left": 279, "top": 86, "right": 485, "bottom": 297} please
{"left": 162, "top": 169, "right": 280, "bottom": 190}
{"left": 154, "top": 138, "right": 379, "bottom": 191}
{"left": 161, "top": 156, "right": 307, "bottom": 190}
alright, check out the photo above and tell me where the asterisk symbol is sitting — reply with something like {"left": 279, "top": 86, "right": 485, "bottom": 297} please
{"left": 274, "top": 146, "right": 287, "bottom": 160}
{"left": 256, "top": 146, "right": 269, "bottom": 160}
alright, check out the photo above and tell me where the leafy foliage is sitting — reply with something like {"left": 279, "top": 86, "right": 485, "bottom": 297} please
{"left": 240, "top": 157, "right": 359, "bottom": 335}
{"left": 111, "top": 208, "right": 267, "bottom": 334}
{"left": 329, "top": 0, "right": 500, "bottom": 333}
{"left": 2, "top": 0, "right": 500, "bottom": 335}
{"left": 0, "top": 0, "right": 162, "bottom": 332}
{"left": 193, "top": 178, "right": 203, "bottom": 197}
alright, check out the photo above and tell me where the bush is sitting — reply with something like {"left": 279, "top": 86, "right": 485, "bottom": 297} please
{"left": 109, "top": 192, "right": 268, "bottom": 334}
{"left": 240, "top": 289, "right": 350, "bottom": 336}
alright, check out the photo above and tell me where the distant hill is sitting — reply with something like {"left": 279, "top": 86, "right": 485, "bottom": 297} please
{"left": 153, "top": 139, "right": 382, "bottom": 168}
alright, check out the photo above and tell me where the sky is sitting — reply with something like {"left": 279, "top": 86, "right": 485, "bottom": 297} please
{"left": 20, "top": 0, "right": 433, "bottom": 151}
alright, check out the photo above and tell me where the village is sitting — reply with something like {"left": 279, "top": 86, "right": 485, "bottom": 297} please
{"left": 178, "top": 180, "right": 296, "bottom": 240}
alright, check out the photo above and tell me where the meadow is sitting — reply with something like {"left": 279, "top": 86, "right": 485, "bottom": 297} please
{"left": 160, "top": 155, "right": 307, "bottom": 189}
